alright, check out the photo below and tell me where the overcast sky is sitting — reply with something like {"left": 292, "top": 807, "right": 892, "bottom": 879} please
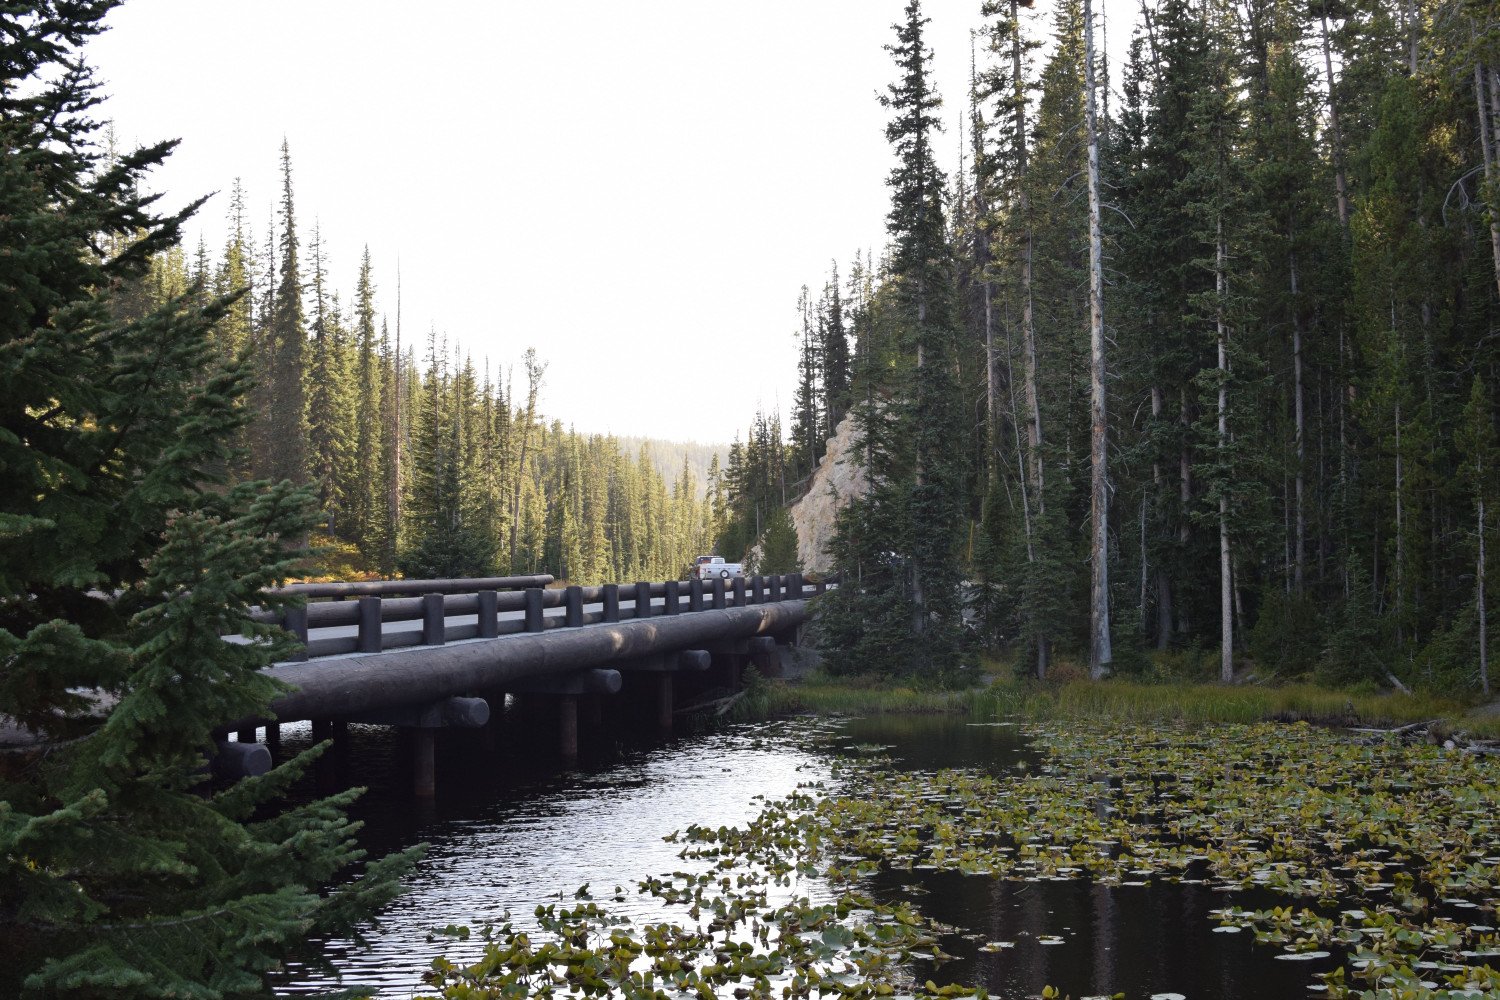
{"left": 89, "top": 1, "right": 1135, "bottom": 444}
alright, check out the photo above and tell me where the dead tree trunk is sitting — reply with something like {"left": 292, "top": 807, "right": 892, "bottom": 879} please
{"left": 1084, "top": 0, "right": 1112, "bottom": 678}
{"left": 1291, "top": 251, "right": 1306, "bottom": 593}
{"left": 1217, "top": 222, "right": 1234, "bottom": 683}
{"left": 1476, "top": 59, "right": 1500, "bottom": 300}
{"left": 1319, "top": 3, "right": 1350, "bottom": 234}
{"left": 1012, "top": 0, "right": 1049, "bottom": 679}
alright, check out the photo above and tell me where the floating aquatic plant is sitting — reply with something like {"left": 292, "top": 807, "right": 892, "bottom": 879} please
{"left": 424, "top": 722, "right": 1500, "bottom": 999}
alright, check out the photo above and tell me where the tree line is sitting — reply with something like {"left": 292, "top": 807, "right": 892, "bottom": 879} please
{"left": 770, "top": 0, "right": 1500, "bottom": 694}
{"left": 146, "top": 146, "right": 720, "bottom": 585}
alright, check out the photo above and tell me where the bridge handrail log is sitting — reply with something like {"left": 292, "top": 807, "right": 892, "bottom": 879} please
{"left": 244, "top": 574, "right": 824, "bottom": 660}
{"left": 265, "top": 575, "right": 555, "bottom": 600}
{"left": 235, "top": 598, "right": 812, "bottom": 727}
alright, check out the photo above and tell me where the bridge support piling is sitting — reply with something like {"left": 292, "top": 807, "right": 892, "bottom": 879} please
{"left": 657, "top": 673, "right": 674, "bottom": 734}
{"left": 583, "top": 694, "right": 603, "bottom": 729}
{"left": 559, "top": 695, "right": 579, "bottom": 763}
{"left": 311, "top": 718, "right": 338, "bottom": 794}
{"left": 413, "top": 729, "right": 436, "bottom": 798}
{"left": 480, "top": 707, "right": 500, "bottom": 754}
{"left": 213, "top": 740, "right": 271, "bottom": 780}
{"left": 749, "top": 636, "right": 780, "bottom": 679}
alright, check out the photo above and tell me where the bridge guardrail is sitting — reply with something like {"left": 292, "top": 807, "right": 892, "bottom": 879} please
{"left": 265, "top": 575, "right": 555, "bottom": 601}
{"left": 252, "top": 574, "right": 830, "bottom": 662}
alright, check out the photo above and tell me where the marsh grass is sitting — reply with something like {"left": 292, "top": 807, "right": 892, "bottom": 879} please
{"left": 764, "top": 669, "right": 1494, "bottom": 733}
{"left": 973, "top": 679, "right": 1471, "bottom": 727}
{"left": 766, "top": 677, "right": 972, "bottom": 716}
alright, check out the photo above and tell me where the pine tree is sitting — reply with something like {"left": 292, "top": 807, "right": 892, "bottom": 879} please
{"left": 262, "top": 139, "right": 308, "bottom": 486}
{"left": 214, "top": 180, "right": 255, "bottom": 482}
{"left": 790, "top": 285, "right": 822, "bottom": 480}
{"left": 305, "top": 223, "right": 354, "bottom": 537}
{"left": 0, "top": 7, "right": 415, "bottom": 992}
{"left": 350, "top": 247, "right": 383, "bottom": 557}
{"left": 819, "top": 263, "right": 852, "bottom": 432}
{"left": 821, "top": 0, "right": 968, "bottom": 675}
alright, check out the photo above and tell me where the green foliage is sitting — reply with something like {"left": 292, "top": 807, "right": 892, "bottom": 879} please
{"left": 1318, "top": 565, "right": 1389, "bottom": 687}
{"left": 1248, "top": 587, "right": 1324, "bottom": 676}
{"left": 728, "top": 664, "right": 771, "bottom": 722}
{"left": 1412, "top": 603, "right": 1492, "bottom": 698}
{"left": 0, "top": 8, "right": 417, "bottom": 993}
{"left": 753, "top": 505, "right": 800, "bottom": 575}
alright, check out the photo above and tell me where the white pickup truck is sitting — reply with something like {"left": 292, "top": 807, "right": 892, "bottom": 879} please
{"left": 690, "top": 555, "right": 744, "bottom": 581}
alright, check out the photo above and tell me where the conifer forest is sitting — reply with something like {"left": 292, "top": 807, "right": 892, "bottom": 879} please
{"left": 779, "top": 0, "right": 1500, "bottom": 694}
{"left": 151, "top": 157, "right": 725, "bottom": 586}
{"left": 7, "top": 0, "right": 1500, "bottom": 995}
{"left": 80, "top": 0, "right": 1500, "bottom": 692}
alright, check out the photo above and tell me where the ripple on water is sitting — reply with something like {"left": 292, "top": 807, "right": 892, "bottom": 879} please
{"left": 276, "top": 723, "right": 831, "bottom": 997}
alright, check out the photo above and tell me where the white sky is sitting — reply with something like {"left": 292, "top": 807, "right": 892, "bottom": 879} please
{"left": 89, "top": 1, "right": 1136, "bottom": 444}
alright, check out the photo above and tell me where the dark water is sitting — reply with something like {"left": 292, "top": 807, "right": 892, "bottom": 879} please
{"left": 276, "top": 712, "right": 1327, "bottom": 999}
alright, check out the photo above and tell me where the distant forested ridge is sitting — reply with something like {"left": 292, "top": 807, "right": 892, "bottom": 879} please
{"left": 724, "top": 0, "right": 1500, "bottom": 693}
{"left": 143, "top": 148, "right": 729, "bottom": 585}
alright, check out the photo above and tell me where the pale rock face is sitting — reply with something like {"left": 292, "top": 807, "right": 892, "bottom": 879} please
{"left": 790, "top": 409, "right": 869, "bottom": 574}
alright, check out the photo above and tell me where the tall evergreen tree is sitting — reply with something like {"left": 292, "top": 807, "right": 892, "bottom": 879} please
{"left": 822, "top": 0, "right": 968, "bottom": 674}
{"left": 261, "top": 139, "right": 307, "bottom": 485}
{"left": 0, "top": 7, "right": 415, "bottom": 992}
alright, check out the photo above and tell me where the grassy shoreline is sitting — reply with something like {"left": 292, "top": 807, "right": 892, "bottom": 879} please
{"left": 766, "top": 672, "right": 1500, "bottom": 737}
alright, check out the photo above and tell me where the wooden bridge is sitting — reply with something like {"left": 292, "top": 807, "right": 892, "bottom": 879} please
{"left": 220, "top": 573, "right": 824, "bottom": 796}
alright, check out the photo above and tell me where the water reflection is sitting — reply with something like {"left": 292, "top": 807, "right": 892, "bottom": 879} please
{"left": 276, "top": 720, "right": 833, "bottom": 996}
{"left": 865, "top": 867, "right": 1320, "bottom": 999}
{"left": 277, "top": 712, "right": 1336, "bottom": 998}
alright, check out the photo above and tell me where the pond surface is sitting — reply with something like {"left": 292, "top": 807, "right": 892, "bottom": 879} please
{"left": 279, "top": 712, "right": 1347, "bottom": 998}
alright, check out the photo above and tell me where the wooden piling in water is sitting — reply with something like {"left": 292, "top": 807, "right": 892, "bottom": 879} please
{"left": 657, "top": 673, "right": 674, "bottom": 734}
{"left": 413, "top": 729, "right": 436, "bottom": 798}
{"left": 559, "top": 695, "right": 579, "bottom": 762}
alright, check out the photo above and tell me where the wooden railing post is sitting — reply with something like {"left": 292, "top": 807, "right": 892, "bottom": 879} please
{"left": 663, "top": 580, "right": 680, "bottom": 615}
{"left": 731, "top": 577, "right": 746, "bottom": 607}
{"left": 357, "top": 596, "right": 382, "bottom": 653}
{"left": 284, "top": 605, "right": 309, "bottom": 661}
{"left": 421, "top": 593, "right": 446, "bottom": 645}
{"left": 712, "top": 578, "right": 727, "bottom": 610}
{"left": 815, "top": 576, "right": 827, "bottom": 595}
{"left": 787, "top": 573, "right": 802, "bottom": 599}
{"left": 602, "top": 583, "right": 620, "bottom": 623}
{"left": 478, "top": 589, "right": 499, "bottom": 638}
{"left": 751, "top": 576, "right": 765, "bottom": 604}
{"left": 688, "top": 578, "right": 704, "bottom": 612}
{"left": 565, "top": 585, "right": 583, "bottom": 627}
{"left": 634, "top": 581, "right": 652, "bottom": 620}
{"left": 769, "top": 575, "right": 782, "bottom": 602}
{"left": 525, "top": 588, "right": 545, "bottom": 633}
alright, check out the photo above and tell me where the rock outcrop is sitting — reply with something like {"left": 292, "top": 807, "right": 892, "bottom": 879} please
{"left": 789, "top": 410, "right": 869, "bottom": 574}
